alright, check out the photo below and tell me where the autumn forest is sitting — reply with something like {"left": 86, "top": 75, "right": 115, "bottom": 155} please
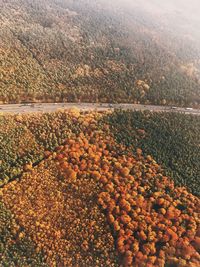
{"left": 1, "top": 0, "right": 200, "bottom": 106}
{"left": 0, "top": 0, "right": 200, "bottom": 267}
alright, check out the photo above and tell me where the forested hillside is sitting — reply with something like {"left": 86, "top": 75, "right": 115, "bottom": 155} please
{"left": 0, "top": 110, "right": 81, "bottom": 185}
{"left": 0, "top": 0, "right": 200, "bottom": 105}
{"left": 106, "top": 110, "right": 200, "bottom": 196}
{"left": 0, "top": 110, "right": 200, "bottom": 266}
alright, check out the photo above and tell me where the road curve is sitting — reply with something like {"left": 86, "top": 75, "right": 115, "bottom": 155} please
{"left": 0, "top": 103, "right": 200, "bottom": 115}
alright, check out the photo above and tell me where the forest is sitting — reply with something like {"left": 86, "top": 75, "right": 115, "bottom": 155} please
{"left": 0, "top": 110, "right": 81, "bottom": 185}
{"left": 0, "top": 0, "right": 200, "bottom": 106}
{"left": 106, "top": 110, "right": 200, "bottom": 196}
{"left": 0, "top": 110, "right": 200, "bottom": 266}
{"left": 0, "top": 0, "right": 200, "bottom": 265}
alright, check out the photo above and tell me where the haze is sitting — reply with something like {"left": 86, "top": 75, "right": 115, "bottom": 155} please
{"left": 106, "top": 0, "right": 200, "bottom": 39}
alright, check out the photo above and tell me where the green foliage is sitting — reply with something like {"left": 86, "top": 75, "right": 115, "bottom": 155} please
{"left": 0, "top": 111, "right": 80, "bottom": 186}
{"left": 106, "top": 110, "right": 200, "bottom": 196}
{"left": 0, "top": 116, "right": 42, "bottom": 185}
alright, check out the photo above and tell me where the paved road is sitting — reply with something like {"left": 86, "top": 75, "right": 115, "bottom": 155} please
{"left": 0, "top": 103, "right": 200, "bottom": 115}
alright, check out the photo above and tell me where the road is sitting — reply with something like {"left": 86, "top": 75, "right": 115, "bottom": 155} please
{"left": 0, "top": 103, "right": 200, "bottom": 115}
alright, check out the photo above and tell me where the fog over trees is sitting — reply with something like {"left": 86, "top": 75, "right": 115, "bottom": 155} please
{"left": 0, "top": 0, "right": 200, "bottom": 105}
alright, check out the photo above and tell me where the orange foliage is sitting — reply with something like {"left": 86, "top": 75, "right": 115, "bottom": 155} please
{"left": 1, "top": 112, "right": 200, "bottom": 267}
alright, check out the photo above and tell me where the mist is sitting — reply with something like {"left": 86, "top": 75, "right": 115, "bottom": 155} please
{"left": 1, "top": 0, "right": 200, "bottom": 105}
{"left": 106, "top": 0, "right": 200, "bottom": 35}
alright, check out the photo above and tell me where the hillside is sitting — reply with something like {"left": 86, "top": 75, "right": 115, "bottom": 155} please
{"left": 0, "top": 110, "right": 81, "bottom": 185}
{"left": 0, "top": 0, "right": 200, "bottom": 106}
{"left": 1, "top": 110, "right": 200, "bottom": 195}
{"left": 106, "top": 110, "right": 200, "bottom": 196}
{"left": 0, "top": 111, "right": 200, "bottom": 266}
{"left": 1, "top": 1, "right": 200, "bottom": 265}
